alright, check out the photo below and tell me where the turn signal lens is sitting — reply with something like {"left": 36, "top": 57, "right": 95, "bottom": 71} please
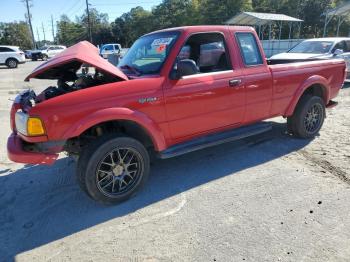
{"left": 27, "top": 117, "right": 45, "bottom": 136}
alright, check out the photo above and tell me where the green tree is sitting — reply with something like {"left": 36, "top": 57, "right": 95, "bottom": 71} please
{"left": 112, "top": 7, "right": 153, "bottom": 47}
{"left": 198, "top": 0, "right": 252, "bottom": 24}
{"left": 56, "top": 15, "right": 86, "bottom": 46}
{"left": 0, "top": 21, "right": 32, "bottom": 49}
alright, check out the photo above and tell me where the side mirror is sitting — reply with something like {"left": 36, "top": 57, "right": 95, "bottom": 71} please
{"left": 170, "top": 59, "right": 198, "bottom": 79}
{"left": 333, "top": 49, "right": 344, "bottom": 56}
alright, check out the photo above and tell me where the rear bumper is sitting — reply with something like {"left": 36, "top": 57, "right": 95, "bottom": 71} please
{"left": 7, "top": 133, "right": 58, "bottom": 165}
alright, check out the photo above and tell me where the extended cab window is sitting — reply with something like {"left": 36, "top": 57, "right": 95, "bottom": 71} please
{"left": 236, "top": 32, "right": 263, "bottom": 66}
{"left": 0, "top": 47, "right": 14, "bottom": 52}
{"left": 104, "top": 45, "right": 114, "bottom": 51}
{"left": 175, "top": 33, "right": 231, "bottom": 75}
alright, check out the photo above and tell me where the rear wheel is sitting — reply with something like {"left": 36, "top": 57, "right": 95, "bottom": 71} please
{"left": 287, "top": 95, "right": 325, "bottom": 138}
{"left": 77, "top": 134, "right": 150, "bottom": 204}
{"left": 6, "top": 58, "right": 18, "bottom": 68}
{"left": 42, "top": 54, "right": 48, "bottom": 60}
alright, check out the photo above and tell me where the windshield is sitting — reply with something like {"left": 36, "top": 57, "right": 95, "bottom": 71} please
{"left": 288, "top": 41, "right": 333, "bottom": 54}
{"left": 118, "top": 31, "right": 180, "bottom": 75}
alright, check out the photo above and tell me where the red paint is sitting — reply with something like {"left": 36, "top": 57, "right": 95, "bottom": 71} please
{"left": 8, "top": 26, "right": 345, "bottom": 165}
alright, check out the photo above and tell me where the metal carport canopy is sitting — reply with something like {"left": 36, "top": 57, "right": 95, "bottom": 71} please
{"left": 226, "top": 12, "right": 303, "bottom": 26}
{"left": 323, "top": 2, "right": 350, "bottom": 36}
{"left": 326, "top": 2, "right": 350, "bottom": 16}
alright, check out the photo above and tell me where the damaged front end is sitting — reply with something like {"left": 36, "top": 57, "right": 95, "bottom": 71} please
{"left": 8, "top": 41, "right": 128, "bottom": 165}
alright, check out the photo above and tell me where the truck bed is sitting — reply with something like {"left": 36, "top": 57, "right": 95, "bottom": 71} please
{"left": 268, "top": 59, "right": 345, "bottom": 117}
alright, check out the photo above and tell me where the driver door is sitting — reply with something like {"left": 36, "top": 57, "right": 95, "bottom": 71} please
{"left": 164, "top": 32, "right": 245, "bottom": 141}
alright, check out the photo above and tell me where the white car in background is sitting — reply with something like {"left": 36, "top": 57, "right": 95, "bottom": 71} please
{"left": 100, "top": 43, "right": 122, "bottom": 58}
{"left": 31, "top": 45, "right": 66, "bottom": 61}
{"left": 269, "top": 38, "right": 350, "bottom": 79}
{"left": 0, "top": 45, "right": 26, "bottom": 68}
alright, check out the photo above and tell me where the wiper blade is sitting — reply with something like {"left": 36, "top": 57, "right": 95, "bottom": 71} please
{"left": 120, "top": 65, "right": 142, "bottom": 76}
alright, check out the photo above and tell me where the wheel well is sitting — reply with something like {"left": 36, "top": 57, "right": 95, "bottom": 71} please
{"left": 6, "top": 57, "right": 18, "bottom": 63}
{"left": 65, "top": 120, "right": 155, "bottom": 155}
{"left": 302, "top": 84, "right": 326, "bottom": 102}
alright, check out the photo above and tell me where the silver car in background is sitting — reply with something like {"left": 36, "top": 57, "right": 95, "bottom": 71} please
{"left": 269, "top": 38, "right": 350, "bottom": 79}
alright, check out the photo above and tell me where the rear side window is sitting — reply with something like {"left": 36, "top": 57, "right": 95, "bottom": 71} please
{"left": 236, "top": 32, "right": 263, "bottom": 66}
{"left": 0, "top": 47, "right": 14, "bottom": 52}
{"left": 104, "top": 45, "right": 114, "bottom": 51}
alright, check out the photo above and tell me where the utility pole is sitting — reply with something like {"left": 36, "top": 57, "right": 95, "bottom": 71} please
{"left": 85, "top": 0, "right": 92, "bottom": 43}
{"left": 23, "top": 0, "right": 36, "bottom": 49}
{"left": 51, "top": 15, "right": 55, "bottom": 44}
{"left": 36, "top": 27, "right": 40, "bottom": 43}
{"left": 41, "top": 22, "right": 46, "bottom": 42}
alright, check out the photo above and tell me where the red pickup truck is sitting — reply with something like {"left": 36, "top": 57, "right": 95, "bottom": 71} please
{"left": 7, "top": 26, "right": 345, "bottom": 204}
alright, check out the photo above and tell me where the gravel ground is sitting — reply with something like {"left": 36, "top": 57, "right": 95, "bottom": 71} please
{"left": 0, "top": 61, "right": 349, "bottom": 262}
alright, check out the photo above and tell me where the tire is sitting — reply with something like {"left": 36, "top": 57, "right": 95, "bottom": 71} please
{"left": 77, "top": 134, "right": 150, "bottom": 205}
{"left": 287, "top": 95, "right": 325, "bottom": 138}
{"left": 42, "top": 54, "right": 48, "bottom": 61}
{"left": 6, "top": 58, "right": 18, "bottom": 68}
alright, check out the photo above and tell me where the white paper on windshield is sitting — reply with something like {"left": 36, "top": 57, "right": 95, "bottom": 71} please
{"left": 151, "top": 38, "right": 173, "bottom": 46}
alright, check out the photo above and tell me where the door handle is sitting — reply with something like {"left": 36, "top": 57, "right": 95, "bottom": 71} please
{"left": 229, "top": 79, "right": 242, "bottom": 87}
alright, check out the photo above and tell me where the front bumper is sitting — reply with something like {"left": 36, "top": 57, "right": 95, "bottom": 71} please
{"left": 7, "top": 133, "right": 58, "bottom": 165}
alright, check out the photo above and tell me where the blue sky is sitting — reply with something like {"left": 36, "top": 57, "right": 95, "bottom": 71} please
{"left": 1, "top": 0, "right": 162, "bottom": 41}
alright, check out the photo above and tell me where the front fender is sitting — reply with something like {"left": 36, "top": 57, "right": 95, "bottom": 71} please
{"left": 62, "top": 107, "right": 167, "bottom": 151}
{"left": 284, "top": 75, "right": 330, "bottom": 117}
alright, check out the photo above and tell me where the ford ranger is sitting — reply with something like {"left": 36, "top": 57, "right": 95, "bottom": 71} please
{"left": 7, "top": 26, "right": 345, "bottom": 204}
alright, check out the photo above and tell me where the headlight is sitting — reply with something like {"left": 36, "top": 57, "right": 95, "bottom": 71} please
{"left": 15, "top": 111, "right": 45, "bottom": 136}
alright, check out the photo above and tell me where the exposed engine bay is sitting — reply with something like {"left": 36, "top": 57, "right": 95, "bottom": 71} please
{"left": 35, "top": 63, "right": 120, "bottom": 102}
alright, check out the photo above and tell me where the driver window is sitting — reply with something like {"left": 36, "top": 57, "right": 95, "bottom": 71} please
{"left": 175, "top": 33, "right": 232, "bottom": 76}
{"left": 333, "top": 41, "right": 346, "bottom": 53}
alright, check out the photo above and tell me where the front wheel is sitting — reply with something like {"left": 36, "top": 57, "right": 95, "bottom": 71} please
{"left": 6, "top": 58, "right": 18, "bottom": 68}
{"left": 77, "top": 135, "right": 150, "bottom": 204}
{"left": 287, "top": 95, "right": 325, "bottom": 138}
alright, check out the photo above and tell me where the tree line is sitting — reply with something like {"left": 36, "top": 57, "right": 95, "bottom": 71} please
{"left": 0, "top": 0, "right": 348, "bottom": 50}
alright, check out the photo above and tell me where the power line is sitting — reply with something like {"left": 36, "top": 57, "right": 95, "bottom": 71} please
{"left": 65, "top": 1, "right": 86, "bottom": 18}
{"left": 91, "top": 1, "right": 159, "bottom": 6}
{"left": 60, "top": 0, "right": 83, "bottom": 17}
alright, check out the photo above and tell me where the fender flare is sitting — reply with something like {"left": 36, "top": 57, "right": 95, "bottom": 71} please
{"left": 284, "top": 75, "right": 330, "bottom": 117}
{"left": 62, "top": 107, "right": 167, "bottom": 151}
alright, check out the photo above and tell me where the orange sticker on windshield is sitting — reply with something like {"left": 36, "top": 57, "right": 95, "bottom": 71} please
{"left": 156, "top": 44, "right": 166, "bottom": 53}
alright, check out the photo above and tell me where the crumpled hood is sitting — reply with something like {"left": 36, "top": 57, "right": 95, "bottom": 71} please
{"left": 25, "top": 41, "right": 128, "bottom": 81}
{"left": 270, "top": 52, "right": 332, "bottom": 60}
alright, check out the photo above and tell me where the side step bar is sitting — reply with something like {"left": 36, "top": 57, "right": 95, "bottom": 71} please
{"left": 158, "top": 122, "right": 272, "bottom": 159}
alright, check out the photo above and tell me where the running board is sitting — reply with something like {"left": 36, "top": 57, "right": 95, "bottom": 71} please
{"left": 158, "top": 122, "right": 272, "bottom": 159}
{"left": 326, "top": 100, "right": 338, "bottom": 109}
